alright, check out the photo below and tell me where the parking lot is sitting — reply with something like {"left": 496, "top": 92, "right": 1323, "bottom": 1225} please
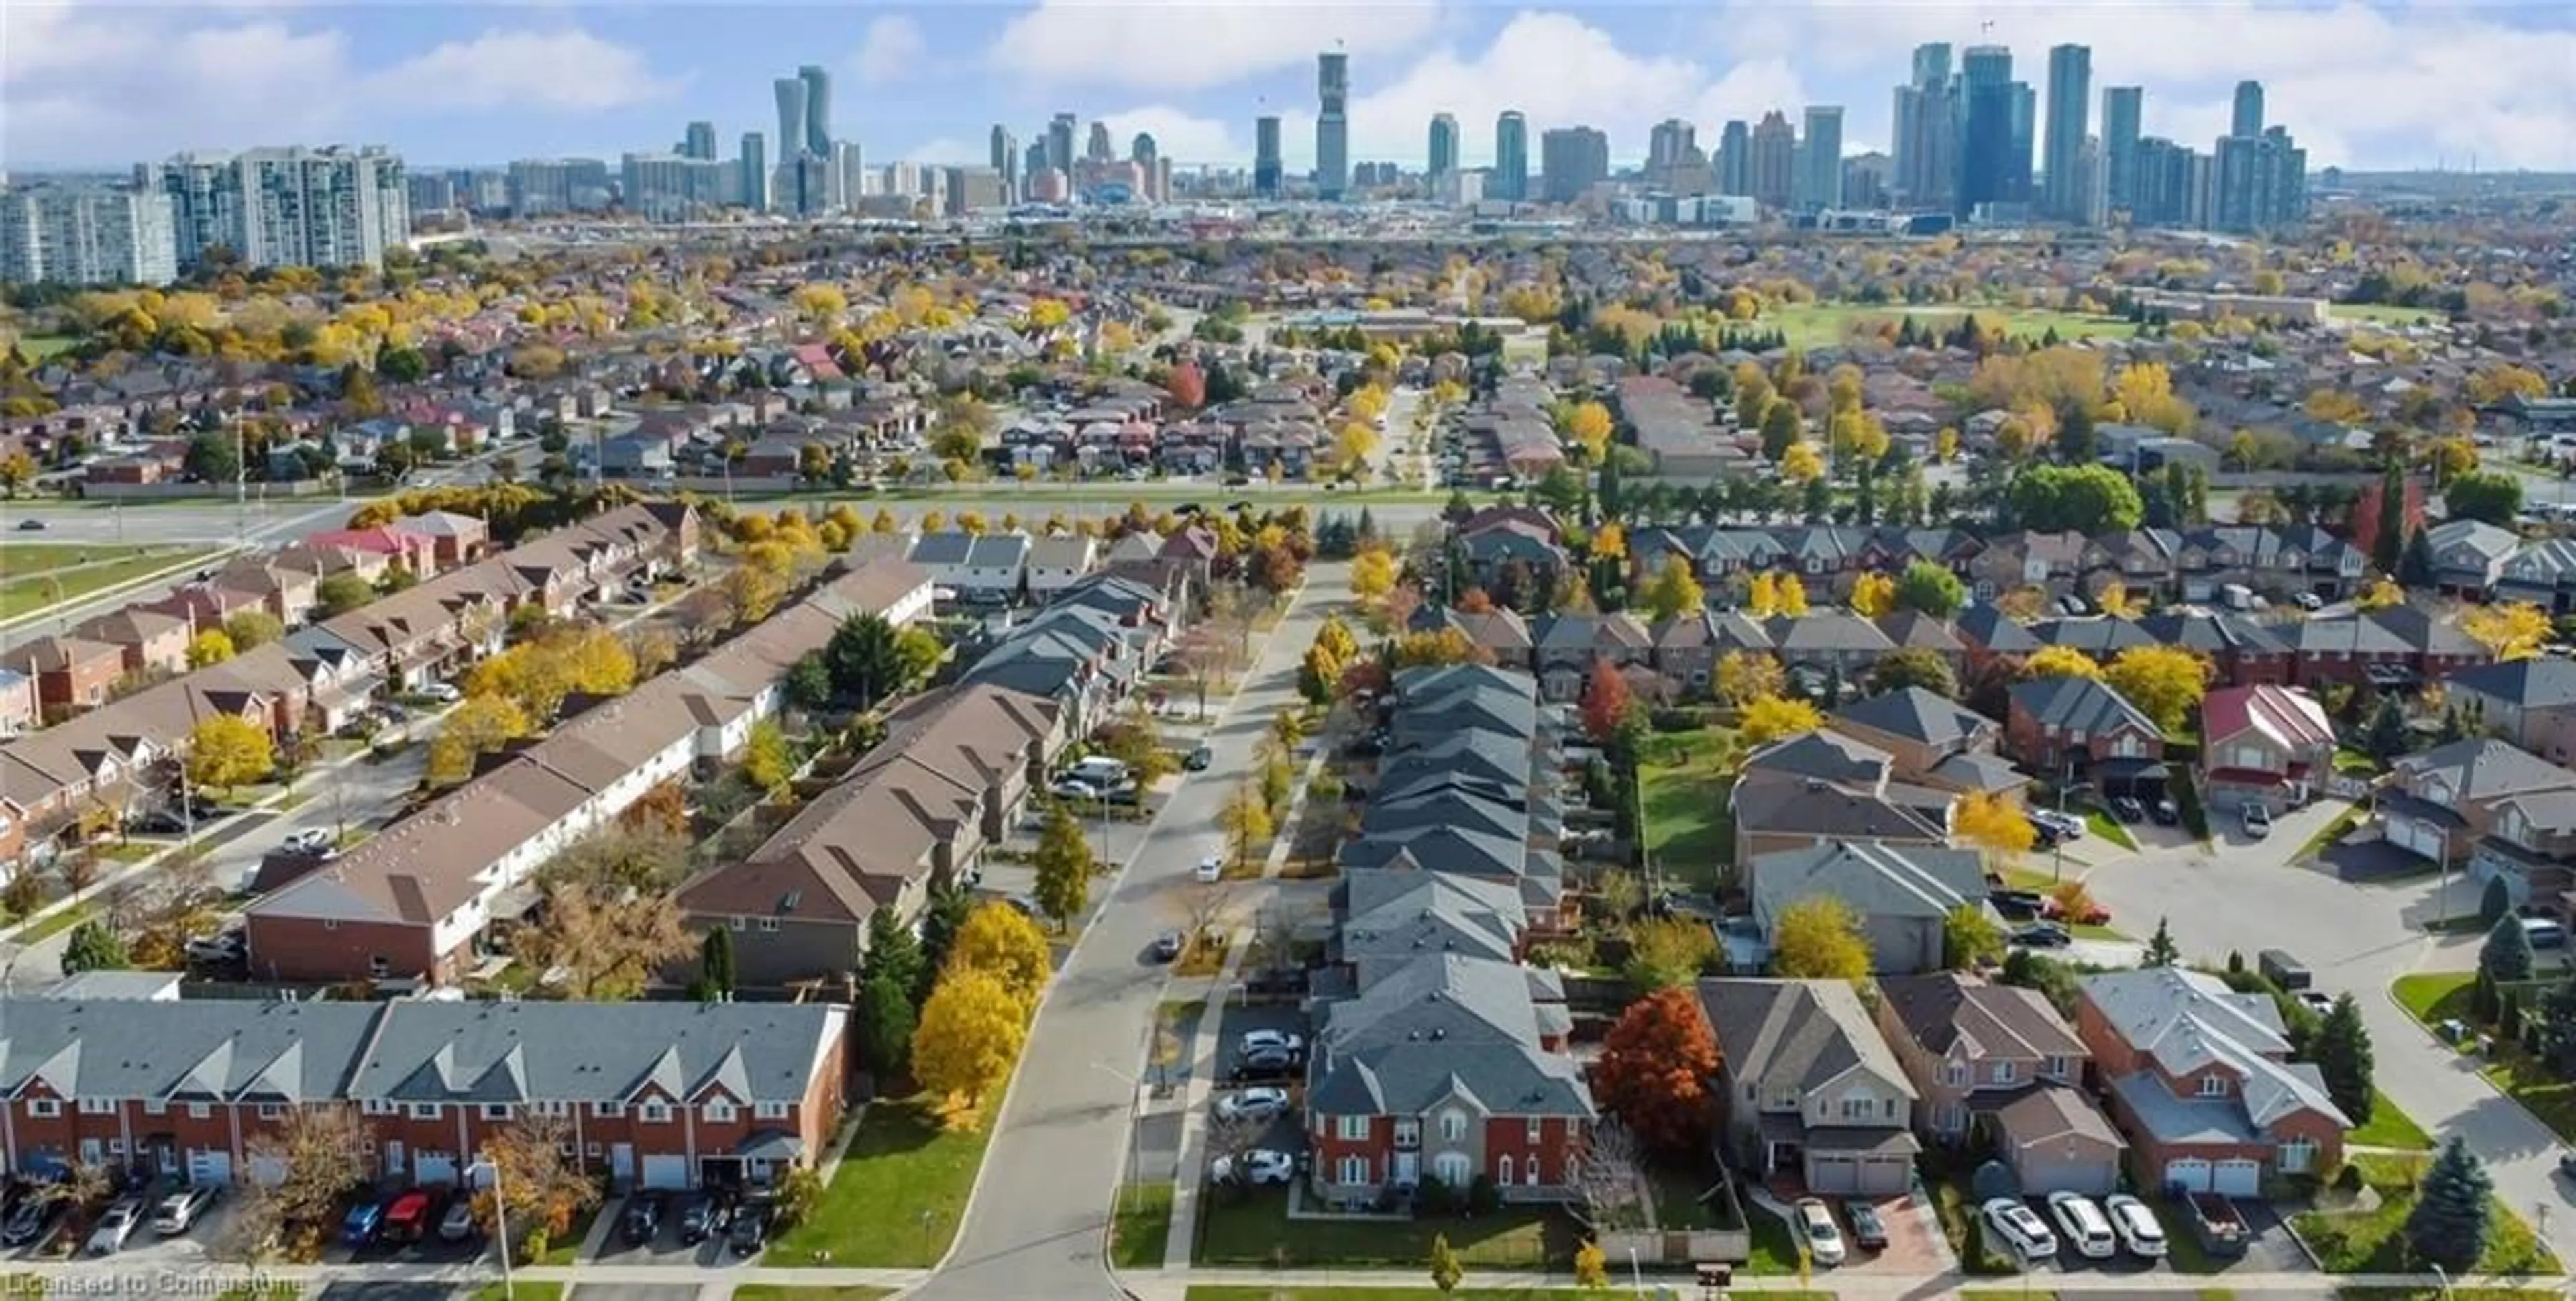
{"left": 1980, "top": 1192, "right": 2311, "bottom": 1280}
{"left": 587, "top": 1191, "right": 769, "bottom": 1267}
{"left": 1205, "top": 1000, "right": 1310, "bottom": 1176}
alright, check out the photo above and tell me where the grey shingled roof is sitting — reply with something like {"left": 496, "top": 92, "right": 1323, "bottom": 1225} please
{"left": 2009, "top": 675, "right": 2159, "bottom": 737}
{"left": 1833, "top": 687, "right": 1994, "bottom": 749}
{"left": 1307, "top": 954, "right": 1593, "bottom": 1121}
{"left": 1750, "top": 839, "right": 1988, "bottom": 928}
{"left": 2449, "top": 656, "right": 2576, "bottom": 711}
{"left": 2080, "top": 968, "right": 2349, "bottom": 1131}
{"left": 1696, "top": 977, "right": 1915, "bottom": 1100}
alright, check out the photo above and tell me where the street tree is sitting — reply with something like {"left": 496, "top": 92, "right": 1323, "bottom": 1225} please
{"left": 1430, "top": 1234, "right": 1464, "bottom": 1292}
{"left": 1032, "top": 803, "right": 1093, "bottom": 929}
{"left": 1217, "top": 782, "right": 1275, "bottom": 869}
{"left": 912, "top": 967, "right": 1030, "bottom": 1122}
{"left": 1592, "top": 988, "right": 1721, "bottom": 1157}
{"left": 1770, "top": 896, "right": 1872, "bottom": 979}
{"left": 186, "top": 714, "right": 273, "bottom": 798}
{"left": 947, "top": 902, "right": 1053, "bottom": 1012}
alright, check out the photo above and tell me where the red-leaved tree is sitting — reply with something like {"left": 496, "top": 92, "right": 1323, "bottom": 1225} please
{"left": 1166, "top": 360, "right": 1206, "bottom": 410}
{"left": 1582, "top": 656, "right": 1633, "bottom": 742}
{"left": 1591, "top": 986, "right": 1721, "bottom": 1157}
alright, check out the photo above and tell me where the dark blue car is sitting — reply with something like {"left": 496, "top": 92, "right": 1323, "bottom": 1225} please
{"left": 341, "top": 1200, "right": 384, "bottom": 1247}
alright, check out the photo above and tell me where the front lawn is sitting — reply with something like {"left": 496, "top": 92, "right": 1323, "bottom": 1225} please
{"left": 535, "top": 1202, "right": 600, "bottom": 1265}
{"left": 1640, "top": 729, "right": 1737, "bottom": 892}
{"left": 2483, "top": 1050, "right": 2576, "bottom": 1145}
{"left": 2392, "top": 972, "right": 2474, "bottom": 1027}
{"left": 1646, "top": 1161, "right": 1734, "bottom": 1230}
{"left": 2290, "top": 1153, "right": 2557, "bottom": 1274}
{"left": 1195, "top": 1187, "right": 1577, "bottom": 1269}
{"left": 770, "top": 1094, "right": 994, "bottom": 1267}
{"left": 2347, "top": 1090, "right": 2434, "bottom": 1151}
{"left": 1742, "top": 1200, "right": 1803, "bottom": 1273}
{"left": 1109, "top": 1182, "right": 1174, "bottom": 1269}
{"left": 2082, "top": 809, "right": 2140, "bottom": 851}
{"left": 470, "top": 1286, "right": 564, "bottom": 1301}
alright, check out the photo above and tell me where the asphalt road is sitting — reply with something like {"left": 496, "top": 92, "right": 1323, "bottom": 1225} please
{"left": 2079, "top": 803, "right": 2576, "bottom": 1258}
{"left": 907, "top": 563, "right": 1343, "bottom": 1301}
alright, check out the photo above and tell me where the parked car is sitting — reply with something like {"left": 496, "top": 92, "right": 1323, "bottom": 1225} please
{"left": 2103, "top": 1194, "right": 2167, "bottom": 1257}
{"left": 419, "top": 682, "right": 461, "bottom": 704}
{"left": 1231, "top": 1046, "right": 1301, "bottom": 1082}
{"left": 281, "top": 827, "right": 334, "bottom": 855}
{"left": 2009, "top": 923, "right": 2073, "bottom": 949}
{"left": 1981, "top": 1197, "right": 2059, "bottom": 1260}
{"left": 2151, "top": 798, "right": 2181, "bottom": 825}
{"left": 679, "top": 1191, "right": 728, "bottom": 1244}
{"left": 2110, "top": 796, "right": 2147, "bottom": 824}
{"left": 727, "top": 1200, "right": 770, "bottom": 1257}
{"left": 86, "top": 1198, "right": 145, "bottom": 1256}
{"left": 1794, "top": 1198, "right": 1847, "bottom": 1267}
{"left": 2242, "top": 804, "right": 2272, "bottom": 839}
{"left": 1195, "top": 855, "right": 1224, "bottom": 883}
{"left": 382, "top": 1188, "right": 433, "bottom": 1243}
{"left": 1843, "top": 1200, "right": 1887, "bottom": 1251}
{"left": 2, "top": 1196, "right": 60, "bottom": 1247}
{"left": 2041, "top": 894, "right": 2111, "bottom": 926}
{"left": 341, "top": 1199, "right": 386, "bottom": 1247}
{"left": 2031, "top": 809, "right": 2086, "bottom": 841}
{"left": 1240, "top": 1029, "right": 1305, "bottom": 1055}
{"left": 438, "top": 1198, "right": 479, "bottom": 1243}
{"left": 621, "top": 1192, "right": 663, "bottom": 1244}
{"left": 1211, "top": 1149, "right": 1295, "bottom": 1187}
{"left": 127, "top": 810, "right": 194, "bottom": 835}
{"left": 151, "top": 1185, "right": 217, "bottom": 1236}
{"left": 184, "top": 932, "right": 245, "bottom": 965}
{"left": 1214, "top": 1087, "right": 1291, "bottom": 1125}
{"left": 1049, "top": 778, "right": 1101, "bottom": 800}
{"left": 1184, "top": 745, "right": 1213, "bottom": 771}
{"left": 1152, "top": 930, "right": 1185, "bottom": 963}
{"left": 2046, "top": 1192, "right": 2117, "bottom": 1259}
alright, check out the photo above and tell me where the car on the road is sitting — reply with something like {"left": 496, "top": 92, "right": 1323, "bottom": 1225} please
{"left": 2151, "top": 798, "right": 2181, "bottom": 825}
{"left": 727, "top": 1200, "right": 770, "bottom": 1257}
{"left": 1195, "top": 855, "right": 1224, "bottom": 884}
{"left": 1843, "top": 1200, "right": 1887, "bottom": 1251}
{"left": 85, "top": 1198, "right": 144, "bottom": 1256}
{"left": 438, "top": 1197, "right": 478, "bottom": 1243}
{"left": 281, "top": 827, "right": 334, "bottom": 855}
{"left": 1152, "top": 930, "right": 1185, "bottom": 963}
{"left": 621, "top": 1192, "right": 663, "bottom": 1244}
{"left": 2242, "top": 804, "right": 2272, "bottom": 839}
{"left": 1980, "top": 1196, "right": 2058, "bottom": 1261}
{"left": 1214, "top": 1087, "right": 1291, "bottom": 1125}
{"left": 1794, "top": 1198, "right": 1847, "bottom": 1266}
{"left": 678, "top": 1191, "right": 729, "bottom": 1244}
{"left": 2009, "top": 922, "right": 2072, "bottom": 949}
{"left": 1184, "top": 745, "right": 1212, "bottom": 771}
{"left": 15, "top": 519, "right": 45, "bottom": 531}
{"left": 2103, "top": 1194, "right": 2167, "bottom": 1257}
{"left": 150, "top": 1185, "right": 216, "bottom": 1236}
{"left": 1240, "top": 1029, "right": 1305, "bottom": 1056}
{"left": 2110, "top": 796, "right": 2147, "bottom": 823}
{"left": 2, "top": 1196, "right": 60, "bottom": 1247}
{"left": 2046, "top": 1192, "right": 2117, "bottom": 1259}
{"left": 1211, "top": 1149, "right": 1295, "bottom": 1187}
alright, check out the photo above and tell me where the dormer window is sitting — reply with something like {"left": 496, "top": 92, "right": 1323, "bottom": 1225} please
{"left": 2197, "top": 1074, "right": 2229, "bottom": 1098}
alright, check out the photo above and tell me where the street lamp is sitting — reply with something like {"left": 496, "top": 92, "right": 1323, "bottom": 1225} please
{"left": 468, "top": 1159, "right": 511, "bottom": 1301}
{"left": 1089, "top": 1059, "right": 1146, "bottom": 1216}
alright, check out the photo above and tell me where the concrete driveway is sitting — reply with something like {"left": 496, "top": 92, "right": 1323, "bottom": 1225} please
{"left": 2080, "top": 798, "right": 2576, "bottom": 1263}
{"left": 906, "top": 565, "right": 1343, "bottom": 1301}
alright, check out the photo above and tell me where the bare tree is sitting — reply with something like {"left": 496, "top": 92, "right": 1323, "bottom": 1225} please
{"left": 513, "top": 877, "right": 694, "bottom": 999}
{"left": 233, "top": 1104, "right": 370, "bottom": 1263}
{"left": 1168, "top": 884, "right": 1240, "bottom": 963}
{"left": 472, "top": 1113, "right": 600, "bottom": 1262}
{"left": 1567, "top": 1118, "right": 1648, "bottom": 1232}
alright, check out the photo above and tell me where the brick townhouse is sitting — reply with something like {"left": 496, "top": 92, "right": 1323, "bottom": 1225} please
{"left": 0, "top": 998, "right": 847, "bottom": 1194}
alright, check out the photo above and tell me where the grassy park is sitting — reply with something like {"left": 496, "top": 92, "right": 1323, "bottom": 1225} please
{"left": 769, "top": 1093, "right": 994, "bottom": 1267}
{"left": 1764, "top": 303, "right": 2141, "bottom": 350}
{"left": 0, "top": 544, "right": 219, "bottom": 621}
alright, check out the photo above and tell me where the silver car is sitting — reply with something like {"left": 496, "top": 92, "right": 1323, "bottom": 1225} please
{"left": 1213, "top": 1087, "right": 1290, "bottom": 1125}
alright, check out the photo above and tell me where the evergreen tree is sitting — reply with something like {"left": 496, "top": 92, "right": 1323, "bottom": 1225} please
{"left": 2500, "top": 990, "right": 2524, "bottom": 1044}
{"left": 2483, "top": 910, "right": 2537, "bottom": 983}
{"left": 2310, "top": 994, "right": 2375, "bottom": 1125}
{"left": 861, "top": 908, "right": 928, "bottom": 1005}
{"left": 2403, "top": 1137, "right": 2494, "bottom": 1270}
{"left": 2481, "top": 875, "right": 2514, "bottom": 926}
{"left": 698, "top": 927, "right": 737, "bottom": 998}
{"left": 855, "top": 970, "right": 918, "bottom": 1082}
{"left": 2398, "top": 527, "right": 2437, "bottom": 588}
{"left": 2373, "top": 464, "right": 2407, "bottom": 574}
{"left": 2363, "top": 694, "right": 2410, "bottom": 762}
{"left": 2437, "top": 704, "right": 2469, "bottom": 745}
{"left": 915, "top": 878, "right": 977, "bottom": 1003}
{"left": 2538, "top": 971, "right": 2576, "bottom": 1072}
{"left": 2143, "top": 917, "right": 2180, "bottom": 967}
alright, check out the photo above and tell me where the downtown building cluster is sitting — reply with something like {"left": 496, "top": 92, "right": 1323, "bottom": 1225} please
{"left": 1, "top": 146, "right": 410, "bottom": 287}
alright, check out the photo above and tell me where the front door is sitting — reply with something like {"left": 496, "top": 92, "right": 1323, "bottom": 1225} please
{"left": 1393, "top": 1151, "right": 1419, "bottom": 1187}
{"left": 384, "top": 1140, "right": 405, "bottom": 1175}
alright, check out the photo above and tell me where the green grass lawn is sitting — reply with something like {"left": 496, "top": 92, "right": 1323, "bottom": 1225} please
{"left": 2483, "top": 1049, "right": 2576, "bottom": 1145}
{"left": 2348, "top": 1090, "right": 2435, "bottom": 1151}
{"left": 1187, "top": 1290, "right": 1633, "bottom": 1301}
{"left": 1762, "top": 303, "right": 2141, "bottom": 350}
{"left": 2082, "top": 808, "right": 2140, "bottom": 851}
{"left": 2291, "top": 1153, "right": 2558, "bottom": 1274}
{"left": 470, "top": 1286, "right": 563, "bottom": 1301}
{"left": 534, "top": 1201, "right": 600, "bottom": 1265}
{"left": 733, "top": 1288, "right": 895, "bottom": 1301}
{"left": 0, "top": 548, "right": 217, "bottom": 620}
{"left": 1743, "top": 1200, "right": 1805, "bottom": 1274}
{"left": 2392, "top": 972, "right": 2475, "bottom": 1027}
{"left": 2328, "top": 303, "right": 2447, "bottom": 327}
{"left": 1640, "top": 729, "right": 1738, "bottom": 892}
{"left": 1195, "top": 1188, "right": 1576, "bottom": 1269}
{"left": 13, "top": 335, "right": 77, "bottom": 361}
{"left": 1108, "top": 1182, "right": 1174, "bottom": 1269}
{"left": 770, "top": 1094, "right": 994, "bottom": 1267}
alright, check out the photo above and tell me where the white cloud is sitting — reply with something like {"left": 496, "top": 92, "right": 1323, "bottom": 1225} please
{"left": 364, "top": 27, "right": 681, "bottom": 111}
{"left": 1318, "top": 10, "right": 1811, "bottom": 170}
{"left": 1089, "top": 105, "right": 1245, "bottom": 165}
{"left": 988, "top": 0, "right": 1444, "bottom": 91}
{"left": 904, "top": 137, "right": 984, "bottom": 166}
{"left": 855, "top": 15, "right": 928, "bottom": 86}
{"left": 1705, "top": 0, "right": 2576, "bottom": 168}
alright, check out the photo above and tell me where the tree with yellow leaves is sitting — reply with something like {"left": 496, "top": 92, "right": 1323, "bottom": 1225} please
{"left": 1642, "top": 556, "right": 1707, "bottom": 623}
{"left": 1849, "top": 572, "right": 1896, "bottom": 619}
{"left": 1934, "top": 427, "right": 1960, "bottom": 463}
{"left": 2095, "top": 582, "right": 2144, "bottom": 619}
{"left": 186, "top": 629, "right": 236, "bottom": 668}
{"left": 2463, "top": 601, "right": 2552, "bottom": 660}
{"left": 1953, "top": 790, "right": 2038, "bottom": 863}
{"left": 2104, "top": 645, "right": 2212, "bottom": 733}
{"left": 1780, "top": 442, "right": 1825, "bottom": 483}
{"left": 912, "top": 968, "right": 1029, "bottom": 1125}
{"left": 1746, "top": 571, "right": 1780, "bottom": 618}
{"left": 1738, "top": 694, "right": 1823, "bottom": 747}
{"left": 2023, "top": 645, "right": 2105, "bottom": 680}
{"left": 1562, "top": 401, "right": 1614, "bottom": 464}
{"left": 1770, "top": 897, "right": 1872, "bottom": 980}
{"left": 1350, "top": 548, "right": 1399, "bottom": 603}
{"left": 1591, "top": 522, "right": 1627, "bottom": 563}
{"left": 2356, "top": 578, "right": 2404, "bottom": 609}
{"left": 1776, "top": 573, "right": 1809, "bottom": 617}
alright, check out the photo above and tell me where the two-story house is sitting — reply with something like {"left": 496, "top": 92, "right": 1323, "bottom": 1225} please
{"left": 2136, "top": 612, "right": 2292, "bottom": 688}
{"left": 2424, "top": 519, "right": 2522, "bottom": 599}
{"left": 2004, "top": 676, "right": 2165, "bottom": 782}
{"left": 2076, "top": 968, "right": 2349, "bottom": 1196}
{"left": 2445, "top": 658, "right": 2576, "bottom": 764}
{"left": 2200, "top": 684, "right": 2336, "bottom": 814}
{"left": 1023, "top": 535, "right": 1097, "bottom": 601}
{"left": 1829, "top": 687, "right": 2029, "bottom": 798}
{"left": 0, "top": 636, "right": 125, "bottom": 717}
{"left": 1697, "top": 977, "right": 1921, "bottom": 1194}
{"left": 1747, "top": 841, "right": 1993, "bottom": 976}
{"left": 1729, "top": 731, "right": 1951, "bottom": 874}
{"left": 1875, "top": 972, "right": 2124, "bottom": 1195}
{"left": 2381, "top": 737, "right": 2576, "bottom": 877}
{"left": 908, "top": 531, "right": 1031, "bottom": 603}
{"left": 72, "top": 608, "right": 195, "bottom": 679}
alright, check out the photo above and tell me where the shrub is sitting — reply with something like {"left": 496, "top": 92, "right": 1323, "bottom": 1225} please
{"left": 1468, "top": 1173, "right": 1502, "bottom": 1216}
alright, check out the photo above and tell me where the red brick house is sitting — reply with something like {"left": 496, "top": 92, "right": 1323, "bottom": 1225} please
{"left": 2004, "top": 676, "right": 2164, "bottom": 778}
{"left": 2075, "top": 968, "right": 2347, "bottom": 1196}
{"left": 1, "top": 636, "right": 127, "bottom": 717}
{"left": 2201, "top": 684, "right": 2335, "bottom": 815}
{"left": 72, "top": 607, "right": 195, "bottom": 678}
{"left": 0, "top": 998, "right": 846, "bottom": 1192}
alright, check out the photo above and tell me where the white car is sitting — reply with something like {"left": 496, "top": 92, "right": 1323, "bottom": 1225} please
{"left": 281, "top": 827, "right": 333, "bottom": 855}
{"left": 1794, "top": 1197, "right": 1847, "bottom": 1267}
{"left": 1194, "top": 855, "right": 1224, "bottom": 883}
{"left": 1981, "top": 1196, "right": 2058, "bottom": 1261}
{"left": 1212, "top": 1149, "right": 1295, "bottom": 1186}
{"left": 2103, "top": 1194, "right": 2168, "bottom": 1258}
{"left": 152, "top": 1186, "right": 217, "bottom": 1236}
{"left": 1213, "top": 1087, "right": 1291, "bottom": 1124}
{"left": 1240, "top": 1029, "right": 1305, "bottom": 1056}
{"left": 1049, "top": 778, "right": 1101, "bottom": 800}
{"left": 85, "top": 1198, "right": 143, "bottom": 1257}
{"left": 2045, "top": 1192, "right": 2117, "bottom": 1259}
{"left": 419, "top": 682, "right": 462, "bottom": 704}
{"left": 184, "top": 932, "right": 244, "bottom": 964}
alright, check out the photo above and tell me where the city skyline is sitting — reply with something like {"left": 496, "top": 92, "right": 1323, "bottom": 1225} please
{"left": 5, "top": 4, "right": 2573, "bottom": 174}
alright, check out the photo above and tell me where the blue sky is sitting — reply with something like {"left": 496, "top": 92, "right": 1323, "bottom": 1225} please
{"left": 5, "top": 2, "right": 2573, "bottom": 174}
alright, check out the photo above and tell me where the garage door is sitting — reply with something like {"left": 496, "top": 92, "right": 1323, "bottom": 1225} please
{"left": 640, "top": 1154, "right": 692, "bottom": 1191}
{"left": 247, "top": 1155, "right": 287, "bottom": 1187}
{"left": 413, "top": 1151, "right": 458, "bottom": 1187}
{"left": 2390, "top": 816, "right": 2445, "bottom": 860}
{"left": 2163, "top": 1158, "right": 2212, "bottom": 1192}
{"left": 186, "top": 1151, "right": 232, "bottom": 1186}
{"left": 1808, "top": 1155, "right": 1857, "bottom": 1194}
{"left": 2213, "top": 1159, "right": 2261, "bottom": 1197}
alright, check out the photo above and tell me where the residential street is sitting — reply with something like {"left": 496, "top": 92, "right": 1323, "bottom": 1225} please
{"left": 907, "top": 562, "right": 1344, "bottom": 1301}
{"left": 2079, "top": 802, "right": 2576, "bottom": 1259}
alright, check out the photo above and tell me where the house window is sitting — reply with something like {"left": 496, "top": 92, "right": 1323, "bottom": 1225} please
{"left": 362, "top": 1099, "right": 396, "bottom": 1116}
{"left": 189, "top": 1103, "right": 211, "bottom": 1120}
{"left": 410, "top": 1104, "right": 440, "bottom": 1120}
{"left": 77, "top": 1099, "right": 113, "bottom": 1116}
{"left": 482, "top": 1104, "right": 514, "bottom": 1121}
{"left": 1394, "top": 1118, "right": 1421, "bottom": 1145}
{"left": 2197, "top": 1075, "right": 2229, "bottom": 1098}
{"left": 1527, "top": 1116, "right": 1542, "bottom": 1143}
{"left": 1942, "top": 1063, "right": 1968, "bottom": 1087}
{"left": 255, "top": 1103, "right": 283, "bottom": 1120}
{"left": 1991, "top": 1061, "right": 2018, "bottom": 1085}
{"left": 1336, "top": 1114, "right": 1369, "bottom": 1141}
{"left": 1440, "top": 1110, "right": 1468, "bottom": 1143}
{"left": 27, "top": 1099, "right": 58, "bottom": 1118}
{"left": 755, "top": 1102, "right": 789, "bottom": 1121}
{"left": 1841, "top": 1097, "right": 1872, "bottom": 1121}
{"left": 759, "top": 918, "right": 780, "bottom": 933}
{"left": 586, "top": 1142, "right": 604, "bottom": 1157}
{"left": 1498, "top": 1155, "right": 1515, "bottom": 1185}
{"left": 2047, "top": 1055, "right": 2071, "bottom": 1080}
{"left": 1884, "top": 1098, "right": 1898, "bottom": 1120}
{"left": 2279, "top": 1139, "right": 2318, "bottom": 1174}
{"left": 641, "top": 1102, "right": 672, "bottom": 1124}
{"left": 1336, "top": 1155, "right": 1371, "bottom": 1186}
{"left": 706, "top": 1101, "right": 736, "bottom": 1123}
{"left": 142, "top": 1101, "right": 166, "bottom": 1117}
{"left": 731, "top": 917, "right": 747, "bottom": 931}
{"left": 594, "top": 1102, "right": 626, "bottom": 1118}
